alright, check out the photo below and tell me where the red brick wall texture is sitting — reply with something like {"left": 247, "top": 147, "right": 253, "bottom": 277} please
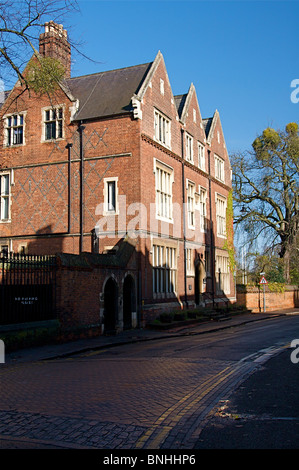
{"left": 237, "top": 286, "right": 299, "bottom": 313}
{"left": 0, "top": 24, "right": 237, "bottom": 331}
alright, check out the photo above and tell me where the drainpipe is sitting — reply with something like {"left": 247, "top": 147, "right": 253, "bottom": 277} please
{"left": 181, "top": 128, "right": 188, "bottom": 309}
{"left": 207, "top": 149, "right": 215, "bottom": 307}
{"left": 78, "top": 124, "right": 85, "bottom": 253}
{"left": 66, "top": 143, "right": 73, "bottom": 234}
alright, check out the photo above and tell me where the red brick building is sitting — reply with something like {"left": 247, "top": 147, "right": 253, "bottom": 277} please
{"left": 0, "top": 22, "right": 235, "bottom": 332}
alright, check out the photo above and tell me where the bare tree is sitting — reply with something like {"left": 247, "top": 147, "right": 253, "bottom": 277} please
{"left": 231, "top": 122, "right": 299, "bottom": 283}
{"left": 0, "top": 0, "right": 79, "bottom": 90}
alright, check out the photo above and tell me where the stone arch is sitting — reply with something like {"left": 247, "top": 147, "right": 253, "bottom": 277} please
{"left": 123, "top": 273, "right": 137, "bottom": 330}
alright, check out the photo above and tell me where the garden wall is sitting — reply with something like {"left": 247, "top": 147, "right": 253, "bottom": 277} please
{"left": 236, "top": 285, "right": 299, "bottom": 313}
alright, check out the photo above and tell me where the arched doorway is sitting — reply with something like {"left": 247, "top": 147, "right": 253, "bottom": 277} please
{"left": 103, "top": 277, "right": 118, "bottom": 334}
{"left": 123, "top": 275, "right": 136, "bottom": 330}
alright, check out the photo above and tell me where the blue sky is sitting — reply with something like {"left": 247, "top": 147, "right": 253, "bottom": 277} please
{"left": 66, "top": 0, "right": 299, "bottom": 155}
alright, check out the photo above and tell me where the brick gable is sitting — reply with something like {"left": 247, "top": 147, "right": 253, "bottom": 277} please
{"left": 0, "top": 27, "right": 236, "bottom": 332}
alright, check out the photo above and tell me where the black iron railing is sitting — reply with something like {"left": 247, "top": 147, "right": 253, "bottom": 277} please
{"left": 0, "top": 253, "right": 57, "bottom": 325}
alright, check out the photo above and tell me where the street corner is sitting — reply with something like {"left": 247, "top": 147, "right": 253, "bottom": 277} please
{"left": 194, "top": 347, "right": 299, "bottom": 449}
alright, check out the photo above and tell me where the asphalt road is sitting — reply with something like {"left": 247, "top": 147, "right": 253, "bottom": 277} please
{"left": 195, "top": 347, "right": 299, "bottom": 449}
{"left": 1, "top": 314, "right": 299, "bottom": 451}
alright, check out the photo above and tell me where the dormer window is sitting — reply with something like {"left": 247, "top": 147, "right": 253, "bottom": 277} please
{"left": 44, "top": 107, "right": 63, "bottom": 140}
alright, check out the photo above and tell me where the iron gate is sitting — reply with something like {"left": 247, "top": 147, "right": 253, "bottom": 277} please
{"left": 0, "top": 253, "right": 57, "bottom": 325}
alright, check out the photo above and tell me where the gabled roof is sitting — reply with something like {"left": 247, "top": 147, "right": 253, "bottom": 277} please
{"left": 178, "top": 83, "right": 196, "bottom": 124}
{"left": 202, "top": 117, "right": 213, "bottom": 139}
{"left": 203, "top": 110, "right": 229, "bottom": 161}
{"left": 175, "top": 83, "right": 205, "bottom": 128}
{"left": 174, "top": 94, "right": 187, "bottom": 119}
{"left": 64, "top": 62, "right": 152, "bottom": 121}
{"left": 203, "top": 110, "right": 219, "bottom": 144}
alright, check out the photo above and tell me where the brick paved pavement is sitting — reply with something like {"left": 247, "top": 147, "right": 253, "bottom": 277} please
{"left": 0, "top": 410, "right": 146, "bottom": 448}
{"left": 0, "top": 353, "right": 256, "bottom": 449}
{"left": 1, "top": 310, "right": 298, "bottom": 449}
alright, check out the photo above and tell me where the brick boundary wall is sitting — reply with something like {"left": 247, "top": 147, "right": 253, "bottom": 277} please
{"left": 236, "top": 285, "right": 299, "bottom": 313}
{"left": 54, "top": 247, "right": 138, "bottom": 340}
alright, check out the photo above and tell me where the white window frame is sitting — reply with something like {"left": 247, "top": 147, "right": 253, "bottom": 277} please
{"left": 215, "top": 154, "right": 225, "bottom": 182}
{"left": 0, "top": 239, "right": 12, "bottom": 257}
{"left": 103, "top": 177, "right": 119, "bottom": 215}
{"left": 42, "top": 105, "right": 64, "bottom": 141}
{"left": 186, "top": 180, "right": 195, "bottom": 229}
{"left": 154, "top": 109, "right": 171, "bottom": 148}
{"left": 154, "top": 159, "right": 173, "bottom": 222}
{"left": 185, "top": 133, "right": 193, "bottom": 163}
{"left": 216, "top": 254, "right": 230, "bottom": 294}
{"left": 186, "top": 247, "right": 194, "bottom": 276}
{"left": 4, "top": 112, "right": 26, "bottom": 147}
{"left": 152, "top": 244, "right": 177, "bottom": 295}
{"left": 198, "top": 142, "right": 205, "bottom": 171}
{"left": 199, "top": 186, "right": 207, "bottom": 232}
{"left": 18, "top": 243, "right": 28, "bottom": 255}
{"left": 216, "top": 193, "right": 227, "bottom": 238}
{"left": 0, "top": 172, "right": 11, "bottom": 222}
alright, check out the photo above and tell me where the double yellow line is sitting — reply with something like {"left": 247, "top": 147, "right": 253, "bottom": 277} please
{"left": 135, "top": 363, "right": 245, "bottom": 449}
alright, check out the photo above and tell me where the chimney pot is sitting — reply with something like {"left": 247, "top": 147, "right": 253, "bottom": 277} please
{"left": 39, "top": 21, "right": 71, "bottom": 78}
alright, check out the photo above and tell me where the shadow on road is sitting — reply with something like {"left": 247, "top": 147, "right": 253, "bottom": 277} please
{"left": 195, "top": 348, "right": 299, "bottom": 449}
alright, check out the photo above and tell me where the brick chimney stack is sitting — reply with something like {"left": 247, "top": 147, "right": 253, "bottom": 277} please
{"left": 39, "top": 21, "right": 71, "bottom": 78}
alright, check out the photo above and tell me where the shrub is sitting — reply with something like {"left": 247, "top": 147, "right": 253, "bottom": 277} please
{"left": 159, "top": 312, "right": 174, "bottom": 323}
{"left": 187, "top": 311, "right": 197, "bottom": 319}
{"left": 173, "top": 312, "right": 186, "bottom": 321}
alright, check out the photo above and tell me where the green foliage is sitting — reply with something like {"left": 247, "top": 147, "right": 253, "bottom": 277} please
{"left": 232, "top": 122, "right": 299, "bottom": 282}
{"left": 2, "top": 320, "right": 60, "bottom": 352}
{"left": 290, "top": 267, "right": 299, "bottom": 286}
{"left": 159, "top": 312, "right": 174, "bottom": 323}
{"left": 252, "top": 127, "right": 281, "bottom": 161}
{"left": 285, "top": 122, "right": 299, "bottom": 162}
{"left": 158, "top": 309, "right": 206, "bottom": 324}
{"left": 286, "top": 122, "right": 298, "bottom": 135}
{"left": 26, "top": 55, "right": 65, "bottom": 95}
{"left": 267, "top": 261, "right": 286, "bottom": 283}
{"left": 224, "top": 190, "right": 236, "bottom": 272}
{"left": 267, "top": 282, "right": 286, "bottom": 293}
{"left": 173, "top": 312, "right": 188, "bottom": 321}
{"left": 252, "top": 254, "right": 286, "bottom": 285}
